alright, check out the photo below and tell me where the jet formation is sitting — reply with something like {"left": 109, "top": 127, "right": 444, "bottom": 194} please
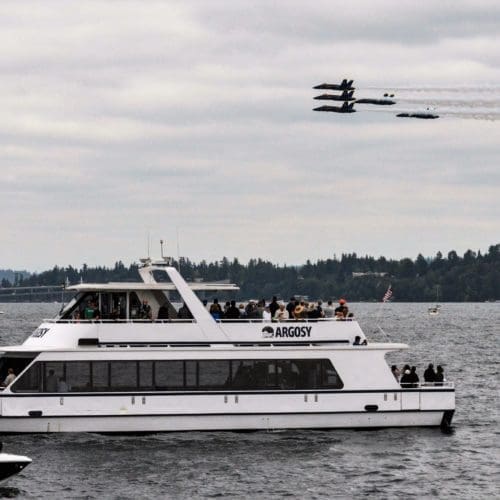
{"left": 312, "top": 79, "right": 440, "bottom": 119}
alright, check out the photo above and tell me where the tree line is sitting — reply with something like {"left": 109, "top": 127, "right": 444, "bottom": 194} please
{"left": 1, "top": 244, "right": 498, "bottom": 302}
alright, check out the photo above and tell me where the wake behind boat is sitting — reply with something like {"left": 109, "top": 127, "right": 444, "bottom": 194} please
{"left": 0, "top": 257, "right": 455, "bottom": 433}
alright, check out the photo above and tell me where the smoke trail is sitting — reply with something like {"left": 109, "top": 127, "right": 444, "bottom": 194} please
{"left": 362, "top": 86, "right": 500, "bottom": 93}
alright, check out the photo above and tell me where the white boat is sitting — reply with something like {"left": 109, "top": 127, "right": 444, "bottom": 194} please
{"left": 0, "top": 444, "right": 31, "bottom": 483}
{"left": 428, "top": 304, "right": 441, "bottom": 315}
{"left": 0, "top": 258, "right": 455, "bottom": 433}
{"left": 428, "top": 285, "right": 441, "bottom": 315}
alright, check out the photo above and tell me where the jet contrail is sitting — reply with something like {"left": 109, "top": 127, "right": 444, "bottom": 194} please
{"left": 362, "top": 86, "right": 500, "bottom": 93}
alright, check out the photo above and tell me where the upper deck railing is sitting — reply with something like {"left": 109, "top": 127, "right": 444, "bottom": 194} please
{"left": 43, "top": 317, "right": 355, "bottom": 324}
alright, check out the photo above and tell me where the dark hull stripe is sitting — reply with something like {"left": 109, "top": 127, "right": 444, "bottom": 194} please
{"left": 3, "top": 388, "right": 454, "bottom": 398}
{"left": 0, "top": 409, "right": 448, "bottom": 419}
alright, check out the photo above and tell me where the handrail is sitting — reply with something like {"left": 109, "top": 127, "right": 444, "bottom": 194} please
{"left": 401, "top": 381, "right": 454, "bottom": 389}
{"left": 44, "top": 317, "right": 353, "bottom": 324}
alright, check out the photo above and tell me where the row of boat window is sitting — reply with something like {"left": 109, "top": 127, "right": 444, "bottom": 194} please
{"left": 12, "top": 359, "right": 344, "bottom": 393}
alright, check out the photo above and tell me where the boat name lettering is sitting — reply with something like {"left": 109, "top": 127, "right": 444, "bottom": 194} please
{"left": 275, "top": 326, "right": 312, "bottom": 338}
{"left": 32, "top": 327, "right": 50, "bottom": 338}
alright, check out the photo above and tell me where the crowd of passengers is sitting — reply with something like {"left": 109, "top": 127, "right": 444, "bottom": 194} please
{"left": 391, "top": 363, "right": 447, "bottom": 387}
{"left": 70, "top": 296, "right": 353, "bottom": 322}
{"left": 205, "top": 297, "right": 353, "bottom": 322}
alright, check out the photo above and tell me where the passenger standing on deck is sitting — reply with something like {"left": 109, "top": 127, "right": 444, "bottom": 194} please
{"left": 408, "top": 366, "right": 420, "bottom": 388}
{"left": 400, "top": 369, "right": 411, "bottom": 387}
{"left": 286, "top": 297, "right": 296, "bottom": 318}
{"left": 84, "top": 300, "right": 95, "bottom": 320}
{"left": 209, "top": 299, "right": 222, "bottom": 320}
{"left": 423, "top": 363, "right": 436, "bottom": 383}
{"left": 435, "top": 365, "right": 445, "bottom": 385}
{"left": 140, "top": 300, "right": 152, "bottom": 320}
{"left": 274, "top": 303, "right": 289, "bottom": 321}
{"left": 335, "top": 299, "right": 349, "bottom": 318}
{"left": 269, "top": 296, "right": 279, "bottom": 319}
{"left": 323, "top": 300, "right": 335, "bottom": 318}
{"left": 224, "top": 300, "right": 240, "bottom": 320}
{"left": 391, "top": 365, "right": 401, "bottom": 381}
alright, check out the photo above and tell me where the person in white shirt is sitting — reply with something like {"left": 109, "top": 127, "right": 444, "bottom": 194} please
{"left": 2, "top": 368, "right": 16, "bottom": 387}
{"left": 273, "top": 303, "right": 289, "bottom": 321}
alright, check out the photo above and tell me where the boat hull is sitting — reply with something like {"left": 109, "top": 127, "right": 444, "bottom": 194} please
{"left": 0, "top": 410, "right": 452, "bottom": 433}
{"left": 0, "top": 388, "right": 454, "bottom": 433}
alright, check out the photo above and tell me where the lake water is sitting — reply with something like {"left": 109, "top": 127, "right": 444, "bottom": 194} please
{"left": 0, "top": 302, "right": 498, "bottom": 499}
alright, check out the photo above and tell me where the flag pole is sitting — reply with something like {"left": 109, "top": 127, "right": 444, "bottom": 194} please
{"left": 374, "top": 284, "right": 392, "bottom": 340}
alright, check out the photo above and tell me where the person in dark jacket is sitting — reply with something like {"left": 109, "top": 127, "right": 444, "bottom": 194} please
{"left": 224, "top": 300, "right": 240, "bottom": 320}
{"left": 400, "top": 369, "right": 412, "bottom": 387}
{"left": 423, "top": 363, "right": 436, "bottom": 383}
{"left": 408, "top": 366, "right": 420, "bottom": 387}
{"left": 269, "top": 296, "right": 279, "bottom": 318}
{"left": 177, "top": 303, "right": 193, "bottom": 319}
{"left": 435, "top": 365, "right": 445, "bottom": 385}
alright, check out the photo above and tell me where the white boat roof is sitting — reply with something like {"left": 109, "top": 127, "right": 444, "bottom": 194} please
{"left": 67, "top": 282, "right": 239, "bottom": 292}
{"left": 0, "top": 343, "right": 409, "bottom": 353}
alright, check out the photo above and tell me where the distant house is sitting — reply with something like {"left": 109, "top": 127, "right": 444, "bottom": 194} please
{"left": 352, "top": 272, "right": 388, "bottom": 278}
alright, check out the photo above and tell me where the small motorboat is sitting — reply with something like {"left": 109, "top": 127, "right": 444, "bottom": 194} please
{"left": 0, "top": 443, "right": 31, "bottom": 483}
{"left": 428, "top": 304, "right": 441, "bottom": 315}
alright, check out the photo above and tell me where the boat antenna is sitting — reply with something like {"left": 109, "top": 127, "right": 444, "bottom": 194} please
{"left": 147, "top": 231, "right": 151, "bottom": 259}
{"left": 160, "top": 239, "right": 165, "bottom": 259}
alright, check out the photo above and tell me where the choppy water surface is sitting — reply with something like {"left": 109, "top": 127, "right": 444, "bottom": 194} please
{"left": 0, "top": 302, "right": 498, "bottom": 499}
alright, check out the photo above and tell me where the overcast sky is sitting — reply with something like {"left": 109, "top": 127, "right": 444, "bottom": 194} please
{"left": 1, "top": 1, "right": 499, "bottom": 271}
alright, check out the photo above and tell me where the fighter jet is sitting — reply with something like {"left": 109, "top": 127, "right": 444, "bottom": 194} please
{"left": 314, "top": 90, "right": 355, "bottom": 101}
{"left": 313, "top": 79, "right": 354, "bottom": 91}
{"left": 396, "top": 112, "right": 439, "bottom": 119}
{"left": 355, "top": 98, "right": 396, "bottom": 105}
{"left": 313, "top": 102, "right": 356, "bottom": 113}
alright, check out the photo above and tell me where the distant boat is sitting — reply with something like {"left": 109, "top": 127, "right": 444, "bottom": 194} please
{"left": 428, "top": 304, "right": 441, "bottom": 315}
{"left": 428, "top": 286, "right": 441, "bottom": 315}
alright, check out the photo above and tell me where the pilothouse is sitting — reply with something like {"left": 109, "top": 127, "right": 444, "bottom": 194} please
{"left": 0, "top": 256, "right": 455, "bottom": 433}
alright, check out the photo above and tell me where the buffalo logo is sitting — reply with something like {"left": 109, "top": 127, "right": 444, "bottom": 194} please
{"left": 261, "top": 326, "right": 275, "bottom": 338}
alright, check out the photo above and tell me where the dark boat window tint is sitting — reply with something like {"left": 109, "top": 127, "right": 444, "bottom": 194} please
{"left": 92, "top": 362, "right": 109, "bottom": 391}
{"left": 11, "top": 362, "right": 42, "bottom": 393}
{"left": 11, "top": 358, "right": 343, "bottom": 393}
{"left": 110, "top": 361, "right": 137, "bottom": 390}
{"left": 44, "top": 362, "right": 64, "bottom": 392}
{"left": 139, "top": 361, "right": 153, "bottom": 389}
{"left": 277, "top": 360, "right": 301, "bottom": 389}
{"left": 232, "top": 360, "right": 257, "bottom": 389}
{"left": 155, "top": 361, "right": 183, "bottom": 390}
{"left": 198, "top": 360, "right": 230, "bottom": 389}
{"left": 66, "top": 362, "right": 90, "bottom": 392}
{"left": 321, "top": 359, "right": 343, "bottom": 388}
{"left": 185, "top": 361, "right": 197, "bottom": 388}
{"left": 129, "top": 293, "right": 142, "bottom": 319}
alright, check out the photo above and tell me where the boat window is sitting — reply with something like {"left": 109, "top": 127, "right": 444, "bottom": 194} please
{"left": 110, "top": 361, "right": 137, "bottom": 390}
{"left": 100, "top": 293, "right": 127, "bottom": 320}
{"left": 129, "top": 293, "right": 142, "bottom": 319}
{"left": 92, "top": 361, "right": 110, "bottom": 390}
{"left": 66, "top": 362, "right": 91, "bottom": 392}
{"left": 185, "top": 360, "right": 197, "bottom": 388}
{"left": 155, "top": 361, "right": 184, "bottom": 390}
{"left": 10, "top": 362, "right": 42, "bottom": 393}
{"left": 44, "top": 362, "right": 64, "bottom": 392}
{"left": 0, "top": 356, "right": 38, "bottom": 386}
{"left": 10, "top": 358, "right": 343, "bottom": 393}
{"left": 139, "top": 361, "right": 153, "bottom": 389}
{"left": 198, "top": 360, "right": 231, "bottom": 389}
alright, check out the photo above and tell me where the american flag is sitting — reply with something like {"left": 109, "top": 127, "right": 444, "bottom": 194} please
{"left": 382, "top": 285, "right": 393, "bottom": 302}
